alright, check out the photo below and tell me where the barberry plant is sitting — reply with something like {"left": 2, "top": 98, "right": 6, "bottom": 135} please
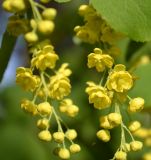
{"left": 1, "top": 0, "right": 151, "bottom": 160}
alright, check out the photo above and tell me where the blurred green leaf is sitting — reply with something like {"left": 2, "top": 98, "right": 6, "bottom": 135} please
{"left": 0, "top": 31, "right": 17, "bottom": 82}
{"left": 129, "top": 63, "right": 151, "bottom": 107}
{"left": 91, "top": 0, "right": 151, "bottom": 42}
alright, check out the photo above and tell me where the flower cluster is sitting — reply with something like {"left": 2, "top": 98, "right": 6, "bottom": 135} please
{"left": 74, "top": 4, "right": 122, "bottom": 57}
{"left": 75, "top": 4, "right": 145, "bottom": 160}
{"left": 2, "top": 0, "right": 81, "bottom": 159}
{"left": 86, "top": 48, "right": 145, "bottom": 160}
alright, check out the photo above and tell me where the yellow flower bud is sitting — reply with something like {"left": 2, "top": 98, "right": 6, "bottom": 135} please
{"left": 133, "top": 128, "right": 149, "bottom": 138}
{"left": 130, "top": 141, "right": 143, "bottom": 151}
{"left": 115, "top": 151, "right": 127, "bottom": 160}
{"left": 108, "top": 113, "right": 122, "bottom": 127}
{"left": 99, "top": 116, "right": 113, "bottom": 129}
{"left": 38, "top": 130, "right": 52, "bottom": 141}
{"left": 66, "top": 105, "right": 79, "bottom": 117}
{"left": 37, "top": 20, "right": 54, "bottom": 34}
{"left": 107, "top": 64, "right": 133, "bottom": 92}
{"left": 21, "top": 99, "right": 37, "bottom": 115}
{"left": 87, "top": 48, "right": 114, "bottom": 72}
{"left": 2, "top": 0, "right": 12, "bottom": 12}
{"left": 69, "top": 144, "right": 81, "bottom": 153}
{"left": 143, "top": 153, "right": 151, "bottom": 160}
{"left": 37, "top": 102, "right": 52, "bottom": 115}
{"left": 124, "top": 143, "right": 131, "bottom": 152}
{"left": 128, "top": 121, "right": 141, "bottom": 132}
{"left": 10, "top": 0, "right": 26, "bottom": 12}
{"left": 24, "top": 32, "right": 38, "bottom": 43}
{"left": 42, "top": 8, "right": 57, "bottom": 20}
{"left": 30, "top": 19, "right": 37, "bottom": 29}
{"left": 58, "top": 148, "right": 70, "bottom": 159}
{"left": 65, "top": 129, "right": 77, "bottom": 140}
{"left": 96, "top": 129, "right": 111, "bottom": 142}
{"left": 53, "top": 132, "right": 65, "bottom": 143}
{"left": 37, "top": 118, "right": 49, "bottom": 129}
{"left": 128, "top": 97, "right": 144, "bottom": 113}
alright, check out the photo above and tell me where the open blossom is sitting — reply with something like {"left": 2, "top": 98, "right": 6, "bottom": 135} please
{"left": 16, "top": 67, "right": 40, "bottom": 91}
{"left": 87, "top": 48, "right": 114, "bottom": 72}
{"left": 86, "top": 81, "right": 111, "bottom": 109}
{"left": 31, "top": 45, "right": 59, "bottom": 70}
{"left": 107, "top": 64, "right": 133, "bottom": 92}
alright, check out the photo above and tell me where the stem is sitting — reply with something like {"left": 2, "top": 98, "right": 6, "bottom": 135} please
{"left": 40, "top": 72, "right": 48, "bottom": 101}
{"left": 32, "top": 81, "right": 43, "bottom": 103}
{"left": 28, "top": 0, "right": 42, "bottom": 20}
{"left": 52, "top": 107, "right": 66, "bottom": 148}
{"left": 99, "top": 69, "right": 107, "bottom": 86}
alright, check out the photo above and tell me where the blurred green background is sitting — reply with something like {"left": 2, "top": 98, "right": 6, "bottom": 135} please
{"left": 0, "top": 1, "right": 151, "bottom": 160}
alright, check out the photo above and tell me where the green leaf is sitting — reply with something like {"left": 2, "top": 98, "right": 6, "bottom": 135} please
{"left": 54, "top": 0, "right": 71, "bottom": 3}
{"left": 129, "top": 63, "right": 151, "bottom": 107}
{"left": 0, "top": 31, "right": 17, "bottom": 82}
{"left": 91, "top": 0, "right": 151, "bottom": 42}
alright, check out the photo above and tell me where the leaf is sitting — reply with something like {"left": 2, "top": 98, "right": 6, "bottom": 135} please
{"left": 129, "top": 63, "right": 151, "bottom": 107}
{"left": 54, "top": 0, "right": 71, "bottom": 3}
{"left": 0, "top": 31, "right": 17, "bottom": 82}
{"left": 91, "top": 0, "right": 151, "bottom": 42}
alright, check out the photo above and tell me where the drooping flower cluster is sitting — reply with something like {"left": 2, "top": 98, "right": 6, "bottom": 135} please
{"left": 74, "top": 4, "right": 145, "bottom": 160}
{"left": 2, "top": 0, "right": 81, "bottom": 159}
{"left": 86, "top": 48, "right": 144, "bottom": 160}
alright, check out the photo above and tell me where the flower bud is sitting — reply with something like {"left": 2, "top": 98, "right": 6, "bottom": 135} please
{"left": 38, "top": 130, "right": 52, "bottom": 141}
{"left": 37, "top": 20, "right": 54, "bottom": 34}
{"left": 37, "top": 118, "right": 49, "bottom": 129}
{"left": 99, "top": 116, "right": 113, "bottom": 129}
{"left": 58, "top": 148, "right": 70, "bottom": 159}
{"left": 69, "top": 144, "right": 81, "bottom": 153}
{"left": 11, "top": 0, "right": 26, "bottom": 12}
{"left": 130, "top": 141, "right": 143, "bottom": 151}
{"left": 53, "top": 132, "right": 65, "bottom": 143}
{"left": 42, "top": 8, "right": 57, "bottom": 20}
{"left": 128, "top": 121, "right": 141, "bottom": 132}
{"left": 128, "top": 97, "right": 144, "bottom": 112}
{"left": 115, "top": 151, "right": 127, "bottom": 160}
{"left": 65, "top": 129, "right": 77, "bottom": 140}
{"left": 108, "top": 113, "right": 122, "bottom": 126}
{"left": 24, "top": 32, "right": 38, "bottom": 43}
{"left": 96, "top": 129, "right": 111, "bottom": 142}
{"left": 37, "top": 102, "right": 52, "bottom": 115}
{"left": 2, "top": 0, "right": 12, "bottom": 12}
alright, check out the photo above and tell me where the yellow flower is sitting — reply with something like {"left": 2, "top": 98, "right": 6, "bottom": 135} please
{"left": 31, "top": 45, "right": 59, "bottom": 71}
{"left": 21, "top": 99, "right": 37, "bottom": 115}
{"left": 49, "top": 75, "right": 71, "bottom": 100}
{"left": 16, "top": 67, "right": 40, "bottom": 91}
{"left": 107, "top": 64, "right": 133, "bottom": 92}
{"left": 87, "top": 48, "right": 114, "bottom": 72}
{"left": 86, "top": 82, "right": 111, "bottom": 109}
{"left": 59, "top": 99, "right": 79, "bottom": 117}
{"left": 57, "top": 63, "right": 72, "bottom": 77}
